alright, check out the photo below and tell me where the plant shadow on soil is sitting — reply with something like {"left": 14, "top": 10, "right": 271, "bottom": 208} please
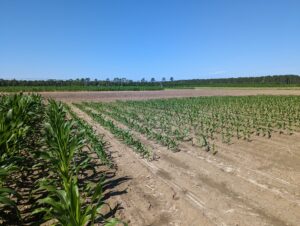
{"left": 0, "top": 153, "right": 131, "bottom": 226}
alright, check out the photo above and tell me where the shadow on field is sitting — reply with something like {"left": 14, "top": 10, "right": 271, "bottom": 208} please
{"left": 0, "top": 154, "right": 50, "bottom": 226}
{"left": 77, "top": 152, "right": 132, "bottom": 224}
{"left": 0, "top": 151, "right": 132, "bottom": 226}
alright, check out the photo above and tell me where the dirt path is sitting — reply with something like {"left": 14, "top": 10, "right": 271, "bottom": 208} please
{"left": 40, "top": 88, "right": 300, "bottom": 102}
{"left": 72, "top": 105, "right": 300, "bottom": 226}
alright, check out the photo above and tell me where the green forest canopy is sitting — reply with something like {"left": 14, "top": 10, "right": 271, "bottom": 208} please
{"left": 0, "top": 75, "right": 300, "bottom": 89}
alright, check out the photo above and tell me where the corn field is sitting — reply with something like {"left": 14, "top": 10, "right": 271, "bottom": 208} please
{"left": 0, "top": 94, "right": 123, "bottom": 225}
{"left": 2, "top": 93, "right": 300, "bottom": 225}
{"left": 76, "top": 96, "right": 300, "bottom": 154}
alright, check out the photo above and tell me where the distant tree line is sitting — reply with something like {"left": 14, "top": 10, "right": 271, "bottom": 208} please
{"left": 163, "top": 75, "right": 300, "bottom": 87}
{"left": 167, "top": 75, "right": 300, "bottom": 86}
{"left": 0, "top": 75, "right": 299, "bottom": 87}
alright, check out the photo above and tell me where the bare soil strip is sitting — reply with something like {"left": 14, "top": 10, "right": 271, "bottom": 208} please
{"left": 40, "top": 88, "right": 300, "bottom": 102}
{"left": 72, "top": 105, "right": 300, "bottom": 226}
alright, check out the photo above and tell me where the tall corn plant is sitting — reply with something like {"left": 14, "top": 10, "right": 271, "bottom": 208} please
{"left": 43, "top": 100, "right": 86, "bottom": 186}
{"left": 0, "top": 93, "right": 43, "bottom": 215}
{"left": 35, "top": 177, "right": 107, "bottom": 226}
{"left": 37, "top": 100, "right": 122, "bottom": 226}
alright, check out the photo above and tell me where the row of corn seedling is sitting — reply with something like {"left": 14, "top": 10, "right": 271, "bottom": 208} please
{"left": 0, "top": 94, "right": 124, "bottom": 225}
{"left": 0, "top": 93, "right": 44, "bottom": 223}
{"left": 73, "top": 103, "right": 153, "bottom": 159}
{"left": 84, "top": 102, "right": 179, "bottom": 151}
{"left": 86, "top": 96, "right": 300, "bottom": 153}
{"left": 63, "top": 103, "right": 112, "bottom": 167}
{"left": 34, "top": 100, "right": 122, "bottom": 225}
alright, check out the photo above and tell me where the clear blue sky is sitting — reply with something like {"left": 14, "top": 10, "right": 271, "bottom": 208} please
{"left": 1, "top": 0, "right": 300, "bottom": 81}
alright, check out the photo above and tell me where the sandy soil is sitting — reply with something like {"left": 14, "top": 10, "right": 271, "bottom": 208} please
{"left": 40, "top": 88, "right": 300, "bottom": 102}
{"left": 71, "top": 104, "right": 300, "bottom": 226}
{"left": 71, "top": 106, "right": 212, "bottom": 226}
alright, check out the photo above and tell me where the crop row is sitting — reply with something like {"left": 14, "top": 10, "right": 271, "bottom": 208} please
{"left": 0, "top": 94, "right": 122, "bottom": 225}
{"left": 0, "top": 93, "right": 44, "bottom": 220}
{"left": 63, "top": 103, "right": 112, "bottom": 167}
{"left": 81, "top": 102, "right": 179, "bottom": 151}
{"left": 73, "top": 103, "right": 153, "bottom": 159}
{"left": 80, "top": 96, "right": 300, "bottom": 153}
